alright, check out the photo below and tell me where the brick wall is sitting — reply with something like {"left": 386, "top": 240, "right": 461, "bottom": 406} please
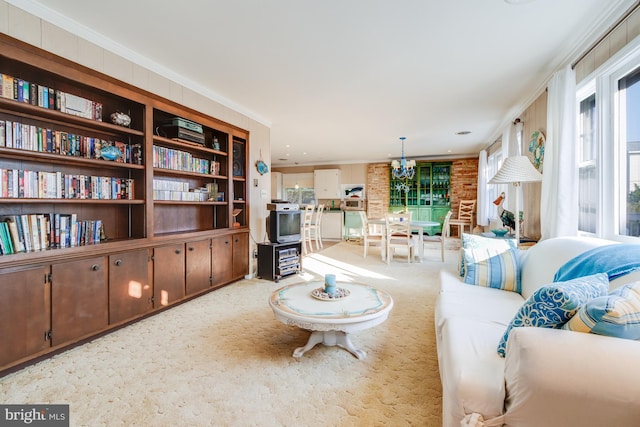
{"left": 450, "top": 158, "right": 479, "bottom": 209}
{"left": 366, "top": 163, "right": 390, "bottom": 218}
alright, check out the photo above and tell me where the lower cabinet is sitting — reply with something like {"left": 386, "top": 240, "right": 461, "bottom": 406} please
{"left": 212, "top": 231, "right": 249, "bottom": 286}
{"left": 0, "top": 231, "right": 248, "bottom": 374}
{"left": 232, "top": 233, "right": 249, "bottom": 279}
{"left": 0, "top": 266, "right": 50, "bottom": 367}
{"left": 186, "top": 239, "right": 212, "bottom": 295}
{"left": 153, "top": 243, "right": 186, "bottom": 307}
{"left": 322, "top": 211, "right": 343, "bottom": 240}
{"left": 51, "top": 256, "right": 108, "bottom": 347}
{"left": 109, "top": 249, "right": 152, "bottom": 324}
{"left": 212, "top": 235, "right": 233, "bottom": 287}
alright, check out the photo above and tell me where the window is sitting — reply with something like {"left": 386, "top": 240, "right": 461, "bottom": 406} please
{"left": 618, "top": 69, "right": 640, "bottom": 237}
{"left": 577, "top": 93, "right": 597, "bottom": 233}
{"left": 284, "top": 187, "right": 315, "bottom": 205}
{"left": 576, "top": 36, "right": 640, "bottom": 240}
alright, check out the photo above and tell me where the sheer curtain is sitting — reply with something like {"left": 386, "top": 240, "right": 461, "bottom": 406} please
{"left": 541, "top": 65, "right": 578, "bottom": 239}
{"left": 476, "top": 150, "right": 489, "bottom": 227}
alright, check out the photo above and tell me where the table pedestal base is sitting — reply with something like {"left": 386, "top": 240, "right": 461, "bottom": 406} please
{"left": 293, "top": 330, "right": 366, "bottom": 359}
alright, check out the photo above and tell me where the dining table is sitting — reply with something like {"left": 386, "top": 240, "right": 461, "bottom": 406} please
{"left": 368, "top": 217, "right": 440, "bottom": 262}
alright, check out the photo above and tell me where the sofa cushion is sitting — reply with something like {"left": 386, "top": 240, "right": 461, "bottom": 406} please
{"left": 462, "top": 245, "right": 520, "bottom": 292}
{"left": 438, "top": 316, "right": 508, "bottom": 427}
{"left": 562, "top": 281, "right": 640, "bottom": 339}
{"left": 436, "top": 271, "right": 525, "bottom": 335}
{"left": 459, "top": 233, "right": 517, "bottom": 277}
{"left": 497, "top": 273, "right": 609, "bottom": 357}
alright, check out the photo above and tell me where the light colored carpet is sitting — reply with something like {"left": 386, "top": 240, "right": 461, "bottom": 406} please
{"left": 1, "top": 240, "right": 460, "bottom": 426}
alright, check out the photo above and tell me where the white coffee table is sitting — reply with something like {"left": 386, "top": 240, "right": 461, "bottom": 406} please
{"left": 269, "top": 281, "right": 393, "bottom": 359}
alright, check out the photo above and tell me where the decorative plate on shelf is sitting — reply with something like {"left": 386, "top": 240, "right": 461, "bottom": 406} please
{"left": 310, "top": 287, "right": 351, "bottom": 301}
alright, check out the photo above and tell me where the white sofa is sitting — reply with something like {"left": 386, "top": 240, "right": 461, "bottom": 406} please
{"left": 435, "top": 236, "right": 640, "bottom": 427}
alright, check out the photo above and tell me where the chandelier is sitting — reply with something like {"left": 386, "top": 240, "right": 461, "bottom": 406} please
{"left": 391, "top": 137, "right": 416, "bottom": 180}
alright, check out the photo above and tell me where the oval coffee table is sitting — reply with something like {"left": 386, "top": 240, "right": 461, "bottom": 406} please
{"left": 269, "top": 281, "right": 393, "bottom": 359}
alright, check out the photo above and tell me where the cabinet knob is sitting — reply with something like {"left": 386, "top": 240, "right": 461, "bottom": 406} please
{"left": 188, "top": 246, "right": 194, "bottom": 251}
{"left": 114, "top": 259, "right": 122, "bottom": 266}
{"left": 91, "top": 264, "right": 100, "bottom": 271}
{"left": 175, "top": 249, "right": 181, "bottom": 254}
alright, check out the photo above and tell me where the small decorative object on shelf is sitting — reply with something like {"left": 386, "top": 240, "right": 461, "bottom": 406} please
{"left": 100, "top": 145, "right": 122, "bottom": 161}
{"left": 110, "top": 111, "right": 131, "bottom": 127}
{"left": 212, "top": 136, "right": 220, "bottom": 150}
{"left": 232, "top": 208, "right": 242, "bottom": 228}
{"left": 211, "top": 159, "right": 220, "bottom": 175}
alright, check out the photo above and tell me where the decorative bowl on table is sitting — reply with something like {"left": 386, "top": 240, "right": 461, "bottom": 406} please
{"left": 491, "top": 229, "right": 509, "bottom": 237}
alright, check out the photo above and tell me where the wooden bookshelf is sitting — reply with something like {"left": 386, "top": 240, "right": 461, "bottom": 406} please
{"left": 0, "top": 33, "right": 249, "bottom": 375}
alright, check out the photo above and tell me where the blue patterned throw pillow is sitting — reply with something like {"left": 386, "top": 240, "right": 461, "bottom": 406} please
{"left": 497, "top": 273, "right": 609, "bottom": 357}
{"left": 563, "top": 282, "right": 640, "bottom": 339}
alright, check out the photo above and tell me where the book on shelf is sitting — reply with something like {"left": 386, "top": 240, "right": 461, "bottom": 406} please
{"left": 4, "top": 216, "right": 24, "bottom": 253}
{"left": 0, "top": 221, "right": 14, "bottom": 255}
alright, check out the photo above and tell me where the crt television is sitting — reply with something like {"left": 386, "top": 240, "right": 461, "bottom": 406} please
{"left": 267, "top": 210, "right": 302, "bottom": 244}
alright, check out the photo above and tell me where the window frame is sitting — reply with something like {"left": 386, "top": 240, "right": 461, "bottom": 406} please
{"left": 576, "top": 34, "right": 640, "bottom": 242}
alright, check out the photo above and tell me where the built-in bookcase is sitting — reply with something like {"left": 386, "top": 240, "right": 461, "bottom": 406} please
{"left": 0, "top": 33, "right": 249, "bottom": 259}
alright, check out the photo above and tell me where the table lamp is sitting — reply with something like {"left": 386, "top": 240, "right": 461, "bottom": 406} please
{"left": 489, "top": 156, "right": 542, "bottom": 245}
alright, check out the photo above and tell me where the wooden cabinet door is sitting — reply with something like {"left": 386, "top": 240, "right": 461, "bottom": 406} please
{"left": 0, "top": 266, "right": 50, "bottom": 368}
{"left": 109, "top": 249, "right": 152, "bottom": 324}
{"left": 153, "top": 243, "right": 185, "bottom": 307}
{"left": 51, "top": 256, "right": 108, "bottom": 347}
{"left": 186, "top": 238, "right": 212, "bottom": 295}
{"left": 211, "top": 235, "right": 232, "bottom": 287}
{"left": 232, "top": 233, "right": 249, "bottom": 279}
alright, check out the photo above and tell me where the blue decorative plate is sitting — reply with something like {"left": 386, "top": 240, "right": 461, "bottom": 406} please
{"left": 256, "top": 160, "right": 269, "bottom": 175}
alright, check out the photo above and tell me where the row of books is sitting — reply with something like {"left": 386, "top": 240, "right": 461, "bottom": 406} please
{"left": 0, "top": 120, "right": 143, "bottom": 165}
{"left": 152, "top": 145, "right": 211, "bottom": 175}
{"left": 0, "top": 213, "right": 103, "bottom": 255}
{"left": 0, "top": 168, "right": 135, "bottom": 200}
{"left": 1, "top": 72, "right": 103, "bottom": 121}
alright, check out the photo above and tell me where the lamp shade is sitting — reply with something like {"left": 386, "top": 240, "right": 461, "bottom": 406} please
{"left": 489, "top": 155, "right": 542, "bottom": 184}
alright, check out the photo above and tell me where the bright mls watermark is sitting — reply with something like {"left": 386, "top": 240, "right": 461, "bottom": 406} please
{"left": 0, "top": 405, "right": 69, "bottom": 426}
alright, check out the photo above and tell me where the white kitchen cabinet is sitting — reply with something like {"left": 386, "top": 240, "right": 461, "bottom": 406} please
{"left": 314, "top": 169, "right": 341, "bottom": 199}
{"left": 321, "top": 211, "right": 343, "bottom": 240}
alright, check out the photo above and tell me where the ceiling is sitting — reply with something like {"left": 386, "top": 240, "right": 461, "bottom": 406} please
{"left": 11, "top": 0, "right": 637, "bottom": 166}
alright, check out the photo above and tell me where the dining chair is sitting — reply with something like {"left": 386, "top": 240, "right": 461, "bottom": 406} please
{"left": 358, "top": 210, "right": 386, "bottom": 260}
{"left": 423, "top": 210, "right": 453, "bottom": 262}
{"left": 309, "top": 204, "right": 325, "bottom": 251}
{"left": 385, "top": 212, "right": 418, "bottom": 264}
{"left": 301, "top": 204, "right": 315, "bottom": 255}
{"left": 449, "top": 199, "right": 476, "bottom": 237}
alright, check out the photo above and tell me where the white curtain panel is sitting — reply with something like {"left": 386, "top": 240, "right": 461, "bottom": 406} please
{"left": 541, "top": 65, "right": 578, "bottom": 240}
{"left": 477, "top": 150, "right": 489, "bottom": 226}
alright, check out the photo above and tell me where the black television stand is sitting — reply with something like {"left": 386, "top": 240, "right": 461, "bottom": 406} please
{"left": 257, "top": 241, "right": 302, "bottom": 282}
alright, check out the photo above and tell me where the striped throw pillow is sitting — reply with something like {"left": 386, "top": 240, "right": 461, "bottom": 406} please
{"left": 563, "top": 281, "right": 640, "bottom": 339}
{"left": 462, "top": 245, "right": 520, "bottom": 293}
